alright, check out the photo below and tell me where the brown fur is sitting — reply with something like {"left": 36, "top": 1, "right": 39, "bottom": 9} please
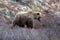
{"left": 12, "top": 12, "right": 42, "bottom": 29}
{"left": 13, "top": 13, "right": 34, "bottom": 28}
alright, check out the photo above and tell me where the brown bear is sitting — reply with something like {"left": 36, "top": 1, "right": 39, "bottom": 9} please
{"left": 12, "top": 12, "right": 34, "bottom": 28}
{"left": 12, "top": 11, "right": 42, "bottom": 29}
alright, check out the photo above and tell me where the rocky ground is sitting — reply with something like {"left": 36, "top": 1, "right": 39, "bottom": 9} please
{"left": 0, "top": 15, "right": 60, "bottom": 40}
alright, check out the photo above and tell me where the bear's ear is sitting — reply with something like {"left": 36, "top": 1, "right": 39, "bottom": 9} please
{"left": 36, "top": 13, "right": 41, "bottom": 16}
{"left": 37, "top": 13, "right": 40, "bottom": 15}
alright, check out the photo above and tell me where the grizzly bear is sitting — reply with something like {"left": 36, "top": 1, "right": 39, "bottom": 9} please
{"left": 12, "top": 12, "right": 42, "bottom": 29}
{"left": 12, "top": 13, "right": 34, "bottom": 28}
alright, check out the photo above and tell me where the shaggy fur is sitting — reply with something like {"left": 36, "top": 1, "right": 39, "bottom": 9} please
{"left": 13, "top": 13, "right": 34, "bottom": 28}
{"left": 12, "top": 12, "right": 41, "bottom": 28}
